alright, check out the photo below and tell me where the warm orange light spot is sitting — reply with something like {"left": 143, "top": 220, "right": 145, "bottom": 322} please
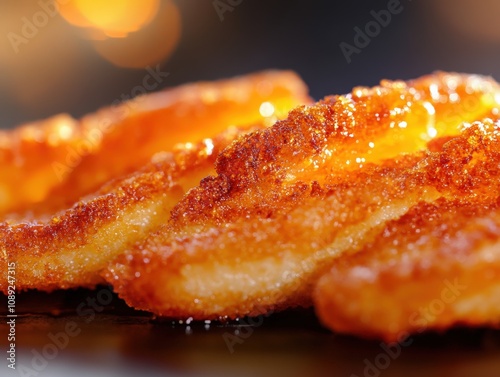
{"left": 58, "top": 1, "right": 94, "bottom": 29}
{"left": 59, "top": 0, "right": 180, "bottom": 68}
{"left": 259, "top": 101, "right": 275, "bottom": 117}
{"left": 91, "top": 1, "right": 181, "bottom": 68}
{"left": 60, "top": 0, "right": 159, "bottom": 38}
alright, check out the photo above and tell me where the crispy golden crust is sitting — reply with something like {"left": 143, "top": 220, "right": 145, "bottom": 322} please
{"left": 0, "top": 127, "right": 252, "bottom": 292}
{"left": 104, "top": 74, "right": 500, "bottom": 320}
{"left": 6, "top": 71, "right": 500, "bottom": 341}
{"left": 314, "top": 121, "right": 500, "bottom": 341}
{"left": 170, "top": 72, "right": 499, "bottom": 228}
{"left": 0, "top": 71, "right": 311, "bottom": 292}
{"left": 314, "top": 198, "right": 500, "bottom": 342}
{"left": 0, "top": 70, "right": 310, "bottom": 215}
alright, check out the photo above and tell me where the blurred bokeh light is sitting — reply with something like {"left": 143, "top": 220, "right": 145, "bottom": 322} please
{"left": 59, "top": 0, "right": 160, "bottom": 39}
{"left": 431, "top": 0, "right": 500, "bottom": 42}
{"left": 1, "top": 0, "right": 500, "bottom": 129}
{"left": 57, "top": 0, "right": 181, "bottom": 68}
{"left": 90, "top": 1, "right": 181, "bottom": 68}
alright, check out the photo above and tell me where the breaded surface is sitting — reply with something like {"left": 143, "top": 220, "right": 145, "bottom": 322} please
{"left": 5, "top": 71, "right": 500, "bottom": 341}
{"left": 0, "top": 71, "right": 310, "bottom": 292}
{"left": 315, "top": 198, "right": 500, "bottom": 341}
{"left": 0, "top": 71, "right": 309, "bottom": 215}
{"left": 314, "top": 121, "right": 500, "bottom": 340}
{"left": 0, "top": 128, "right": 248, "bottom": 292}
{"left": 104, "top": 74, "right": 500, "bottom": 320}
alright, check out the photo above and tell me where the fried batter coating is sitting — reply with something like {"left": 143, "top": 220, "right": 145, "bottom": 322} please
{"left": 315, "top": 186, "right": 500, "bottom": 341}
{"left": 170, "top": 72, "right": 500, "bottom": 229}
{"left": 1, "top": 70, "right": 311, "bottom": 292}
{"left": 5, "top": 71, "right": 500, "bottom": 337}
{"left": 104, "top": 75, "right": 500, "bottom": 320}
{"left": 0, "top": 127, "right": 257, "bottom": 292}
{"left": 0, "top": 71, "right": 309, "bottom": 215}
{"left": 314, "top": 121, "right": 500, "bottom": 341}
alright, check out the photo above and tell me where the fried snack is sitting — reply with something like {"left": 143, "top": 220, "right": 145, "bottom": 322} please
{"left": 104, "top": 74, "right": 500, "bottom": 320}
{"left": 314, "top": 198, "right": 500, "bottom": 342}
{"left": 0, "top": 70, "right": 309, "bottom": 215}
{"left": 315, "top": 199, "right": 500, "bottom": 342}
{"left": 169, "top": 72, "right": 499, "bottom": 229}
{"left": 314, "top": 125, "right": 500, "bottom": 341}
{"left": 0, "top": 126, "right": 258, "bottom": 292}
{"left": 0, "top": 71, "right": 310, "bottom": 292}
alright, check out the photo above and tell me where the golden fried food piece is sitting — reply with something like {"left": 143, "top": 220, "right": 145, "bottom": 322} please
{"left": 1, "top": 71, "right": 311, "bottom": 292}
{"left": 0, "top": 70, "right": 309, "bottom": 215}
{"left": 314, "top": 127, "right": 500, "bottom": 341}
{"left": 315, "top": 199, "right": 500, "bottom": 342}
{"left": 0, "top": 127, "right": 255, "bottom": 292}
{"left": 169, "top": 72, "right": 499, "bottom": 229}
{"left": 104, "top": 74, "right": 500, "bottom": 320}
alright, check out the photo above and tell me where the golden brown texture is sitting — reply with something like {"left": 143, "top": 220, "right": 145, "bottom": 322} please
{"left": 0, "top": 71, "right": 311, "bottom": 292}
{"left": 0, "top": 70, "right": 309, "bottom": 216}
{"left": 104, "top": 73, "right": 500, "bottom": 321}
{"left": 0, "top": 126, "right": 262, "bottom": 292}
{"left": 6, "top": 71, "right": 500, "bottom": 341}
{"left": 314, "top": 196, "right": 500, "bottom": 341}
{"left": 313, "top": 121, "right": 500, "bottom": 340}
{"left": 169, "top": 72, "right": 499, "bottom": 229}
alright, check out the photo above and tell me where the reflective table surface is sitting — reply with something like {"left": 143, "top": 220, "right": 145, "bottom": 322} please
{"left": 2, "top": 288, "right": 500, "bottom": 377}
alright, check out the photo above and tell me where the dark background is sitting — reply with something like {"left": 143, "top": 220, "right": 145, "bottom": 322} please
{"left": 1, "top": 0, "right": 500, "bottom": 129}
